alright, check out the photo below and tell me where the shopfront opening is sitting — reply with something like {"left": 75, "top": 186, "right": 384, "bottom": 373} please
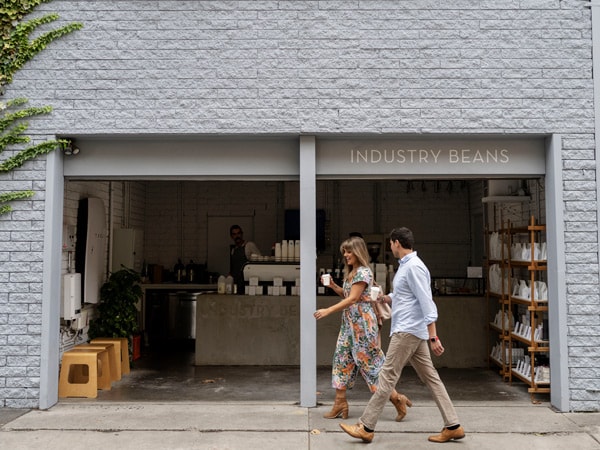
{"left": 44, "top": 134, "right": 567, "bottom": 411}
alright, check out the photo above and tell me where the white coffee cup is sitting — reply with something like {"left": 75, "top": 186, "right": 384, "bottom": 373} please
{"left": 370, "top": 286, "right": 381, "bottom": 301}
{"left": 322, "top": 274, "right": 331, "bottom": 286}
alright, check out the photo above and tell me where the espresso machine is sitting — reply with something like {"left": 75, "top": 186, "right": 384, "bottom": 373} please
{"left": 243, "top": 263, "right": 301, "bottom": 282}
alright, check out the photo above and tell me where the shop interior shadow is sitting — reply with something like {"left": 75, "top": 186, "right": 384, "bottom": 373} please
{"left": 61, "top": 340, "right": 545, "bottom": 404}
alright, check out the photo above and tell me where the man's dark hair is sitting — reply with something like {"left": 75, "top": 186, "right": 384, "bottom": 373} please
{"left": 230, "top": 224, "right": 242, "bottom": 235}
{"left": 389, "top": 227, "right": 414, "bottom": 250}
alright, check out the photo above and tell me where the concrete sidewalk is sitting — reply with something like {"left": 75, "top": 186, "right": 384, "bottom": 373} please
{"left": 1, "top": 400, "right": 599, "bottom": 449}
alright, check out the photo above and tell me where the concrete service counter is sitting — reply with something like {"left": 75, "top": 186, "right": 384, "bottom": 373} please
{"left": 195, "top": 295, "right": 343, "bottom": 366}
{"left": 194, "top": 295, "right": 487, "bottom": 367}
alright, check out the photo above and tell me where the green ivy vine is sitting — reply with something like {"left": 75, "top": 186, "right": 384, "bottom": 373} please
{"left": 0, "top": 0, "right": 82, "bottom": 215}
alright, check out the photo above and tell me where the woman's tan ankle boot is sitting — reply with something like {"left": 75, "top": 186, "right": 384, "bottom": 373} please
{"left": 323, "top": 389, "right": 349, "bottom": 419}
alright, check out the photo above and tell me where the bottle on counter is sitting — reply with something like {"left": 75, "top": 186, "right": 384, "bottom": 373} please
{"left": 281, "top": 240, "right": 288, "bottom": 261}
{"left": 225, "top": 274, "right": 234, "bottom": 294}
{"left": 217, "top": 275, "right": 226, "bottom": 294}
{"left": 141, "top": 260, "right": 148, "bottom": 283}
{"left": 174, "top": 259, "right": 185, "bottom": 283}
{"left": 186, "top": 260, "right": 196, "bottom": 283}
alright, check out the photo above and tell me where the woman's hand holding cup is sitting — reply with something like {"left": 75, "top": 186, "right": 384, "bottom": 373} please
{"left": 370, "top": 285, "right": 381, "bottom": 302}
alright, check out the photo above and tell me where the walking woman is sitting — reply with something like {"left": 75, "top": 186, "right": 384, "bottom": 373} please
{"left": 314, "top": 236, "right": 411, "bottom": 421}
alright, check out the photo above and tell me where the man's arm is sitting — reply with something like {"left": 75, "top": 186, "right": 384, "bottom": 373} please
{"left": 427, "top": 322, "right": 444, "bottom": 356}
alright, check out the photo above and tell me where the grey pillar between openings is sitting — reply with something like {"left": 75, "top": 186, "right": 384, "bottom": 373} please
{"left": 40, "top": 149, "right": 64, "bottom": 409}
{"left": 299, "top": 136, "right": 317, "bottom": 407}
{"left": 545, "top": 134, "right": 569, "bottom": 412}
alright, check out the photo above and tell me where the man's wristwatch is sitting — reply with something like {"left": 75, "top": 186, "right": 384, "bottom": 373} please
{"left": 429, "top": 336, "right": 438, "bottom": 343}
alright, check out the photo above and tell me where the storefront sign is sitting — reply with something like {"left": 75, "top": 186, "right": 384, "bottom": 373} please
{"left": 317, "top": 137, "right": 546, "bottom": 177}
{"left": 350, "top": 147, "right": 510, "bottom": 165}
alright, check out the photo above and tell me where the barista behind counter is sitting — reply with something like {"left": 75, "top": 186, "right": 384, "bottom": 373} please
{"left": 229, "top": 224, "right": 261, "bottom": 294}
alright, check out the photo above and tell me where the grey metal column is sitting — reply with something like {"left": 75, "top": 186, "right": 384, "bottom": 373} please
{"left": 299, "top": 135, "right": 317, "bottom": 407}
{"left": 40, "top": 149, "right": 64, "bottom": 409}
{"left": 545, "top": 134, "right": 569, "bottom": 412}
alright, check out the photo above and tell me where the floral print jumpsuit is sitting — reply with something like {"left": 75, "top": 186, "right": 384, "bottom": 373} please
{"left": 331, "top": 265, "right": 385, "bottom": 392}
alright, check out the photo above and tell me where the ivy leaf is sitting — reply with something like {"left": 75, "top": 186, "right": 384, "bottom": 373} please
{"left": 0, "top": 1, "right": 82, "bottom": 216}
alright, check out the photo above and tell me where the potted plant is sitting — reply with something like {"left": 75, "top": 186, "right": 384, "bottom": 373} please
{"left": 88, "top": 267, "right": 142, "bottom": 354}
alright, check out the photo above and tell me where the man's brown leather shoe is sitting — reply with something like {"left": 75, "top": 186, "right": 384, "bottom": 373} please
{"left": 339, "top": 422, "right": 374, "bottom": 443}
{"left": 428, "top": 426, "right": 465, "bottom": 443}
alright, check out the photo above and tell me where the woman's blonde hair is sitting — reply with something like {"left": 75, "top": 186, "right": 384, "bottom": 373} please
{"left": 339, "top": 236, "right": 371, "bottom": 278}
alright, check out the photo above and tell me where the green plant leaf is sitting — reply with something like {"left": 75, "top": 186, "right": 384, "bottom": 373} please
{"left": 88, "top": 268, "right": 142, "bottom": 342}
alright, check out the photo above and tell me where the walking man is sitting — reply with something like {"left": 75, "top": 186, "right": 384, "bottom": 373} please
{"left": 340, "top": 227, "right": 465, "bottom": 444}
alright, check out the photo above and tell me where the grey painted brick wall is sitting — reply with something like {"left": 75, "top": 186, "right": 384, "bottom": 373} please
{"left": 1, "top": 1, "right": 598, "bottom": 410}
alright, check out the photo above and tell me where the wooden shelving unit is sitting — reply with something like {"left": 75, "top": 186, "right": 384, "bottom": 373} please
{"left": 486, "top": 215, "right": 550, "bottom": 401}
{"left": 507, "top": 216, "right": 549, "bottom": 399}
